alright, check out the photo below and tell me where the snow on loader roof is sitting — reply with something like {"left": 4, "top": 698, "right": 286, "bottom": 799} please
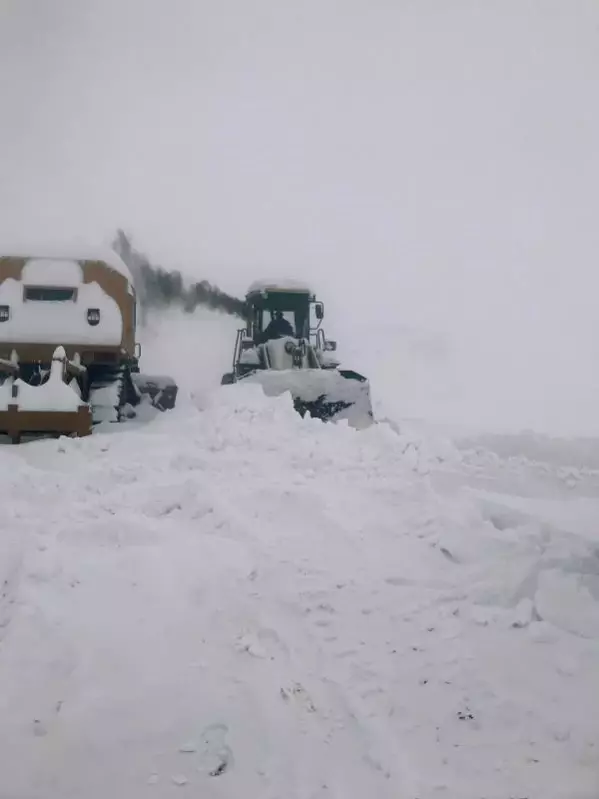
{"left": 247, "top": 279, "right": 313, "bottom": 296}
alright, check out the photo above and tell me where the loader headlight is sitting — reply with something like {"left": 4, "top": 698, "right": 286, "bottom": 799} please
{"left": 0, "top": 305, "right": 10, "bottom": 322}
{"left": 87, "top": 308, "right": 101, "bottom": 326}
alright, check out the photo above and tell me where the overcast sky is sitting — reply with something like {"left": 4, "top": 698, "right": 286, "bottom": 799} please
{"left": 1, "top": 1, "right": 598, "bottom": 432}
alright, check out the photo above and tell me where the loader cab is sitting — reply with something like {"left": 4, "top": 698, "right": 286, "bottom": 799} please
{"left": 244, "top": 282, "right": 324, "bottom": 345}
{"left": 221, "top": 280, "right": 339, "bottom": 385}
{"left": 221, "top": 280, "right": 373, "bottom": 429}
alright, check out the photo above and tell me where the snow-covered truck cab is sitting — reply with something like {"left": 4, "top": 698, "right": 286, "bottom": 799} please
{"left": 0, "top": 250, "right": 177, "bottom": 443}
{"left": 221, "top": 280, "right": 374, "bottom": 429}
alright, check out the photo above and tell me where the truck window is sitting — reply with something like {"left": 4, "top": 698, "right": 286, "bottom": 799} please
{"left": 24, "top": 287, "right": 76, "bottom": 302}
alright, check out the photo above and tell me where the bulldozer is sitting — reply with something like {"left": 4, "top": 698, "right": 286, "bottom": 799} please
{"left": 0, "top": 248, "right": 178, "bottom": 443}
{"left": 221, "top": 280, "right": 373, "bottom": 428}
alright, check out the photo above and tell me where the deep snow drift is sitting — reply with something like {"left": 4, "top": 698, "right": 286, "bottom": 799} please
{"left": 1, "top": 313, "right": 599, "bottom": 798}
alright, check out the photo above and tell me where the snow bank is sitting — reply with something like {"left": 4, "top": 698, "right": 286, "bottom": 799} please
{"left": 1, "top": 379, "right": 598, "bottom": 798}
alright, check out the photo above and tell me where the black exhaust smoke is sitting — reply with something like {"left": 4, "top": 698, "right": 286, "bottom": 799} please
{"left": 112, "top": 229, "right": 247, "bottom": 323}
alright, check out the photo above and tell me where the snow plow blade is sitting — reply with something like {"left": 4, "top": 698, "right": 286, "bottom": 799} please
{"left": 130, "top": 373, "right": 178, "bottom": 411}
{"left": 243, "top": 368, "right": 374, "bottom": 429}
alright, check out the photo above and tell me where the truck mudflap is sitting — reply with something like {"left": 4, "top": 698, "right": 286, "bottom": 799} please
{"left": 242, "top": 368, "right": 374, "bottom": 429}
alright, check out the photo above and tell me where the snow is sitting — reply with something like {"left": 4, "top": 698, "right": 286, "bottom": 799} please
{"left": 22, "top": 257, "right": 83, "bottom": 286}
{"left": 0, "top": 276, "right": 123, "bottom": 346}
{"left": 317, "top": 349, "right": 340, "bottom": 368}
{"left": 0, "top": 244, "right": 133, "bottom": 284}
{"left": 1, "top": 310, "right": 599, "bottom": 798}
{"left": 239, "top": 347, "right": 260, "bottom": 366}
{"left": 243, "top": 363, "right": 374, "bottom": 429}
{"left": 247, "top": 278, "right": 313, "bottom": 295}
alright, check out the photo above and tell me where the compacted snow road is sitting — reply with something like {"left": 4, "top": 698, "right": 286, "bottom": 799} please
{"left": 1, "top": 383, "right": 599, "bottom": 799}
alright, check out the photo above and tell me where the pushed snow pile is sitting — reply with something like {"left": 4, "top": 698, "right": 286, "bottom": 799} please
{"left": 1, "top": 385, "right": 599, "bottom": 798}
{"left": 242, "top": 364, "right": 373, "bottom": 430}
{"left": 249, "top": 364, "right": 363, "bottom": 401}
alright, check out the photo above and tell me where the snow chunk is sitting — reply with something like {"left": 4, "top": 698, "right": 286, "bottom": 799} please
{"left": 510, "top": 597, "right": 535, "bottom": 628}
{"left": 317, "top": 350, "right": 340, "bottom": 368}
{"left": 536, "top": 569, "right": 599, "bottom": 639}
{"left": 244, "top": 367, "right": 373, "bottom": 429}
{"left": 239, "top": 347, "right": 260, "bottom": 366}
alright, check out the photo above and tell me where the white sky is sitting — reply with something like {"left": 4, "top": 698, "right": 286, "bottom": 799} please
{"left": 1, "top": 0, "right": 598, "bottom": 433}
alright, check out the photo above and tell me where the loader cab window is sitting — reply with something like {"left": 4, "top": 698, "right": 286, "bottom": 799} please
{"left": 24, "top": 286, "right": 76, "bottom": 302}
{"left": 261, "top": 310, "right": 295, "bottom": 333}
{"left": 257, "top": 309, "right": 296, "bottom": 343}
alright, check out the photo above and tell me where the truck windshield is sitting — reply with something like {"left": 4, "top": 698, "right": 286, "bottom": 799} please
{"left": 24, "top": 287, "right": 76, "bottom": 302}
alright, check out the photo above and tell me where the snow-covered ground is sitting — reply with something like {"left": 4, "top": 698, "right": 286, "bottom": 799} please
{"left": 1, "top": 309, "right": 598, "bottom": 799}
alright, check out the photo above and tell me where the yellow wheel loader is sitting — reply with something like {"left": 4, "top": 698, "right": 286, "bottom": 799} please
{"left": 221, "top": 281, "right": 373, "bottom": 429}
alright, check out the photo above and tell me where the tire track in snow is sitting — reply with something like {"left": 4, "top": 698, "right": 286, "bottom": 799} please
{"left": 217, "top": 486, "right": 437, "bottom": 795}
{"left": 0, "top": 536, "right": 24, "bottom": 647}
{"left": 229, "top": 590, "right": 404, "bottom": 797}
